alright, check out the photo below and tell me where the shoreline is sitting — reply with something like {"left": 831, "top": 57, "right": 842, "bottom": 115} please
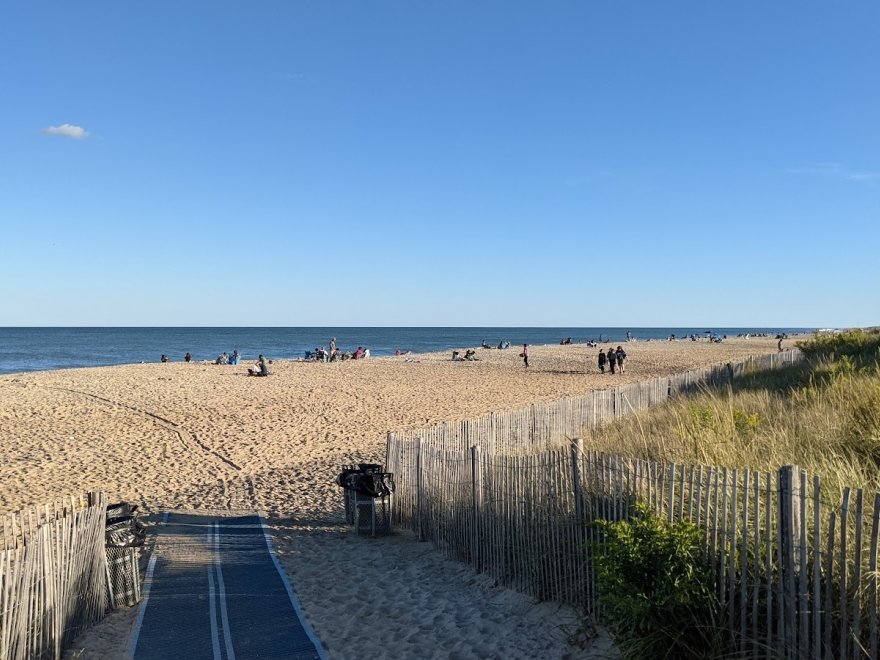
{"left": 4, "top": 336, "right": 788, "bottom": 658}
{"left": 0, "top": 327, "right": 811, "bottom": 376}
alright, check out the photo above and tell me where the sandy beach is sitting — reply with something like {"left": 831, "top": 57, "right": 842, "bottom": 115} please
{"left": 0, "top": 336, "right": 786, "bottom": 659}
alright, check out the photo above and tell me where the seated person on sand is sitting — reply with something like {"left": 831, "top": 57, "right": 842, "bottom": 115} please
{"left": 161, "top": 354, "right": 169, "bottom": 363}
{"left": 463, "top": 349, "right": 478, "bottom": 361}
{"left": 353, "top": 346, "right": 365, "bottom": 360}
{"left": 248, "top": 355, "right": 269, "bottom": 377}
{"left": 216, "top": 352, "right": 229, "bottom": 365}
{"left": 184, "top": 352, "right": 192, "bottom": 362}
{"left": 481, "top": 340, "right": 492, "bottom": 349}
{"left": 452, "top": 350, "right": 461, "bottom": 361}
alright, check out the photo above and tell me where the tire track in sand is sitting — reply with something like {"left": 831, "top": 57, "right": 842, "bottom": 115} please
{"left": 25, "top": 384, "right": 243, "bottom": 472}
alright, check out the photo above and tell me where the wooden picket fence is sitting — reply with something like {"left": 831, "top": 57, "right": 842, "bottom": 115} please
{"left": 387, "top": 349, "right": 803, "bottom": 526}
{"left": 382, "top": 349, "right": 880, "bottom": 655}
{"left": 392, "top": 442, "right": 878, "bottom": 657}
{"left": 0, "top": 493, "right": 109, "bottom": 660}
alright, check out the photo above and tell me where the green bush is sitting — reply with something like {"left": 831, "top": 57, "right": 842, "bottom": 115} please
{"left": 594, "top": 504, "right": 725, "bottom": 659}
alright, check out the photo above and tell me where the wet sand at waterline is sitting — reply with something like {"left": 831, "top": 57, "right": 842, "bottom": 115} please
{"left": 1, "top": 336, "right": 785, "bottom": 659}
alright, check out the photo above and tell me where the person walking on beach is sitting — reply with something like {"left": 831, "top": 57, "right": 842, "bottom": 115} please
{"left": 607, "top": 347, "right": 617, "bottom": 374}
{"left": 616, "top": 346, "right": 627, "bottom": 374}
{"left": 598, "top": 349, "right": 607, "bottom": 374}
{"left": 521, "top": 344, "right": 529, "bottom": 368}
{"left": 330, "top": 337, "right": 336, "bottom": 355}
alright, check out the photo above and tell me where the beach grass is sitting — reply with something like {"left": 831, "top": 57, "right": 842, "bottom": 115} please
{"left": 583, "top": 329, "right": 880, "bottom": 501}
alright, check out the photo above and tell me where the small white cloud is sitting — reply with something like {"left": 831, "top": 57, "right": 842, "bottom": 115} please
{"left": 41, "top": 123, "right": 89, "bottom": 139}
{"left": 783, "top": 162, "right": 880, "bottom": 187}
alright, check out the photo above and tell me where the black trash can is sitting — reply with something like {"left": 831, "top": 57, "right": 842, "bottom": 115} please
{"left": 105, "top": 503, "right": 146, "bottom": 608}
{"left": 335, "top": 464, "right": 394, "bottom": 535}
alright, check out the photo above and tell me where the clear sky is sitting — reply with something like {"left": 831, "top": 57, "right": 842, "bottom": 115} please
{"left": 1, "top": 2, "right": 877, "bottom": 327}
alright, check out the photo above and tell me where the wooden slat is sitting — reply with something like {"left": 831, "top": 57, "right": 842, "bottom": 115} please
{"left": 740, "top": 469, "right": 750, "bottom": 655}
{"left": 728, "top": 468, "right": 738, "bottom": 633}
{"left": 868, "top": 492, "right": 880, "bottom": 660}
{"left": 840, "top": 488, "right": 851, "bottom": 660}
{"left": 851, "top": 489, "right": 863, "bottom": 660}
{"left": 799, "top": 469, "right": 808, "bottom": 658}
{"left": 752, "top": 471, "right": 761, "bottom": 660}
{"left": 812, "top": 476, "right": 822, "bottom": 660}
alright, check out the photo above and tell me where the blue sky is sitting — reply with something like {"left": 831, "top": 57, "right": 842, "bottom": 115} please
{"left": 1, "top": 2, "right": 877, "bottom": 327}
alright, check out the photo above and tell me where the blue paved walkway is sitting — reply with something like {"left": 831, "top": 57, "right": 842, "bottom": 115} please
{"left": 129, "top": 513, "right": 325, "bottom": 660}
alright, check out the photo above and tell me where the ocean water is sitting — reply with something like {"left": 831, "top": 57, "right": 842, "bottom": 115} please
{"left": 0, "top": 327, "right": 811, "bottom": 375}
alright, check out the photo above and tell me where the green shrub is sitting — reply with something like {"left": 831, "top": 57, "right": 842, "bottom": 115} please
{"left": 797, "top": 329, "right": 880, "bottom": 365}
{"left": 732, "top": 408, "right": 761, "bottom": 436}
{"left": 594, "top": 504, "right": 725, "bottom": 659}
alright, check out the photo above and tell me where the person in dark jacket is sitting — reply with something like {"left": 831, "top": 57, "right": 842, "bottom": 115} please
{"left": 248, "top": 355, "right": 270, "bottom": 377}
{"left": 598, "top": 349, "right": 607, "bottom": 374}
{"left": 616, "top": 346, "right": 627, "bottom": 374}
{"left": 607, "top": 347, "right": 617, "bottom": 374}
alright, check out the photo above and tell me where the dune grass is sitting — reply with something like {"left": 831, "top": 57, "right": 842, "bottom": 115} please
{"left": 586, "top": 329, "right": 880, "bottom": 501}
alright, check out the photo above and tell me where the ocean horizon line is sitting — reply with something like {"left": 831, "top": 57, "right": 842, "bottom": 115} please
{"left": 0, "top": 326, "right": 814, "bottom": 376}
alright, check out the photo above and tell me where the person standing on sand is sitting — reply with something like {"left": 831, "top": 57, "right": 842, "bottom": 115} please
{"left": 777, "top": 335, "right": 784, "bottom": 352}
{"left": 607, "top": 347, "right": 617, "bottom": 374}
{"left": 330, "top": 337, "right": 336, "bottom": 355}
{"left": 616, "top": 346, "right": 627, "bottom": 373}
{"left": 598, "top": 349, "right": 606, "bottom": 374}
{"left": 521, "top": 344, "right": 529, "bottom": 368}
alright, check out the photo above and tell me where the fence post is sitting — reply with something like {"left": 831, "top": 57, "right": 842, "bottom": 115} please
{"left": 571, "top": 439, "right": 584, "bottom": 524}
{"left": 415, "top": 437, "right": 423, "bottom": 541}
{"left": 778, "top": 465, "right": 801, "bottom": 655}
{"left": 385, "top": 431, "right": 393, "bottom": 471}
{"left": 471, "top": 445, "right": 483, "bottom": 572}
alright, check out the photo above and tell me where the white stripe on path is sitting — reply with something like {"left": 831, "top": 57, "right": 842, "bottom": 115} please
{"left": 126, "top": 512, "right": 168, "bottom": 660}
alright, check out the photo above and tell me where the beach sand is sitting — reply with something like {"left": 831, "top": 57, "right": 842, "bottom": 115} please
{"left": 0, "top": 336, "right": 786, "bottom": 659}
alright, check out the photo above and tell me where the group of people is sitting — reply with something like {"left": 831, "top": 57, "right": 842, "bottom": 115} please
{"left": 597, "top": 346, "right": 627, "bottom": 374}
{"left": 215, "top": 350, "right": 241, "bottom": 365}
{"left": 160, "top": 353, "right": 191, "bottom": 363}
{"left": 452, "top": 349, "right": 479, "bottom": 361}
{"left": 159, "top": 349, "right": 268, "bottom": 376}
{"left": 309, "top": 338, "right": 371, "bottom": 362}
{"left": 481, "top": 339, "right": 511, "bottom": 349}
